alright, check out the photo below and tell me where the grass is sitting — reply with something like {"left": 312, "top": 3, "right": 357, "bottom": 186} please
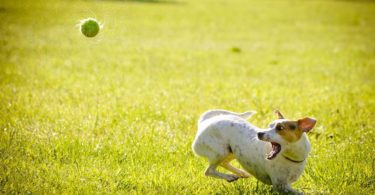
{"left": 0, "top": 0, "right": 374, "bottom": 194}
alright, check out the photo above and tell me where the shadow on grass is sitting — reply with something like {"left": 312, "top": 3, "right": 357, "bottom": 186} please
{"left": 100, "top": 0, "right": 184, "bottom": 5}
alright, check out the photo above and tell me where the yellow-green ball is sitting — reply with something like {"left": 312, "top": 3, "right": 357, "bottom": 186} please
{"left": 80, "top": 18, "right": 100, "bottom": 38}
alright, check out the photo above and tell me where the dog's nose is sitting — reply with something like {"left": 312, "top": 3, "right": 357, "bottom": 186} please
{"left": 257, "top": 132, "right": 265, "bottom": 140}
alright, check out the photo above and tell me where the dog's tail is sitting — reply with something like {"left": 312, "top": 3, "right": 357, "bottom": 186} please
{"left": 198, "top": 109, "right": 256, "bottom": 124}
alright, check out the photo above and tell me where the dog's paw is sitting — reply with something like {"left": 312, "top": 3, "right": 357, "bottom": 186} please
{"left": 273, "top": 186, "right": 303, "bottom": 195}
{"left": 226, "top": 175, "right": 239, "bottom": 182}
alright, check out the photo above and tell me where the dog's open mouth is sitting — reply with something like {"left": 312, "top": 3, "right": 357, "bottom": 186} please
{"left": 267, "top": 142, "right": 281, "bottom": 160}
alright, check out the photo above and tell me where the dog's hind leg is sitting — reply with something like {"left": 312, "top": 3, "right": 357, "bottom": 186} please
{"left": 205, "top": 164, "right": 239, "bottom": 182}
{"left": 221, "top": 163, "right": 251, "bottom": 178}
{"left": 220, "top": 155, "right": 251, "bottom": 178}
{"left": 203, "top": 152, "right": 239, "bottom": 182}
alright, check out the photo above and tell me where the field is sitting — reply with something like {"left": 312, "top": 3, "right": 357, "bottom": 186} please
{"left": 1, "top": 0, "right": 374, "bottom": 194}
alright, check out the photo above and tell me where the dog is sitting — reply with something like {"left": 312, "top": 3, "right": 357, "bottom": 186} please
{"left": 192, "top": 109, "right": 316, "bottom": 194}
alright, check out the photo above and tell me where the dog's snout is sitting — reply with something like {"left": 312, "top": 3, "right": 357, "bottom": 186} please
{"left": 257, "top": 132, "right": 265, "bottom": 140}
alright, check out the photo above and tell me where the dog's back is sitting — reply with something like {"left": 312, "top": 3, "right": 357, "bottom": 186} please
{"left": 192, "top": 109, "right": 257, "bottom": 160}
{"left": 198, "top": 109, "right": 256, "bottom": 124}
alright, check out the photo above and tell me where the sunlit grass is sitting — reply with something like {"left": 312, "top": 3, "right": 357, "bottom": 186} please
{"left": 0, "top": 0, "right": 374, "bottom": 194}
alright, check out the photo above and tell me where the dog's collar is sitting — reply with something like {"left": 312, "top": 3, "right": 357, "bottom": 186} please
{"left": 282, "top": 155, "right": 305, "bottom": 163}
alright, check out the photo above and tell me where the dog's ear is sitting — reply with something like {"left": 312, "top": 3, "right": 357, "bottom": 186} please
{"left": 298, "top": 117, "right": 316, "bottom": 132}
{"left": 275, "top": 110, "right": 284, "bottom": 119}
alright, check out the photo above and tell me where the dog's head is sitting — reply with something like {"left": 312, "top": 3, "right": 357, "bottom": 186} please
{"left": 257, "top": 110, "right": 316, "bottom": 160}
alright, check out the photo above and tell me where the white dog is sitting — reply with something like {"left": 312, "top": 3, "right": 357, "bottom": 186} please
{"left": 192, "top": 109, "right": 316, "bottom": 194}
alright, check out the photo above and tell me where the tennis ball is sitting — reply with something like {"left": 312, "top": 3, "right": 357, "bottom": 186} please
{"left": 80, "top": 18, "right": 101, "bottom": 38}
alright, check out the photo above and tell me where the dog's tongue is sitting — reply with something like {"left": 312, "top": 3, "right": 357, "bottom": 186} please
{"left": 267, "top": 142, "right": 281, "bottom": 160}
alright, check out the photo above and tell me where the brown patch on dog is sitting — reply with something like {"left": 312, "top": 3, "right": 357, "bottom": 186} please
{"left": 275, "top": 118, "right": 316, "bottom": 142}
{"left": 298, "top": 117, "right": 316, "bottom": 132}
{"left": 275, "top": 121, "right": 304, "bottom": 142}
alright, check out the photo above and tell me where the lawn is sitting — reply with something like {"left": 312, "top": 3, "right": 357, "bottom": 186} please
{"left": 0, "top": 0, "right": 374, "bottom": 194}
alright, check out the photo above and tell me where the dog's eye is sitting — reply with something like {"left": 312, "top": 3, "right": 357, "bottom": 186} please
{"left": 276, "top": 124, "right": 284, "bottom": 131}
{"left": 289, "top": 124, "right": 296, "bottom": 130}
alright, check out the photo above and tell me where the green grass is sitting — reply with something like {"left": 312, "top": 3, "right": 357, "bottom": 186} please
{"left": 1, "top": 0, "right": 374, "bottom": 194}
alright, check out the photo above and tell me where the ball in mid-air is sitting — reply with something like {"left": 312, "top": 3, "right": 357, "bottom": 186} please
{"left": 80, "top": 18, "right": 101, "bottom": 38}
